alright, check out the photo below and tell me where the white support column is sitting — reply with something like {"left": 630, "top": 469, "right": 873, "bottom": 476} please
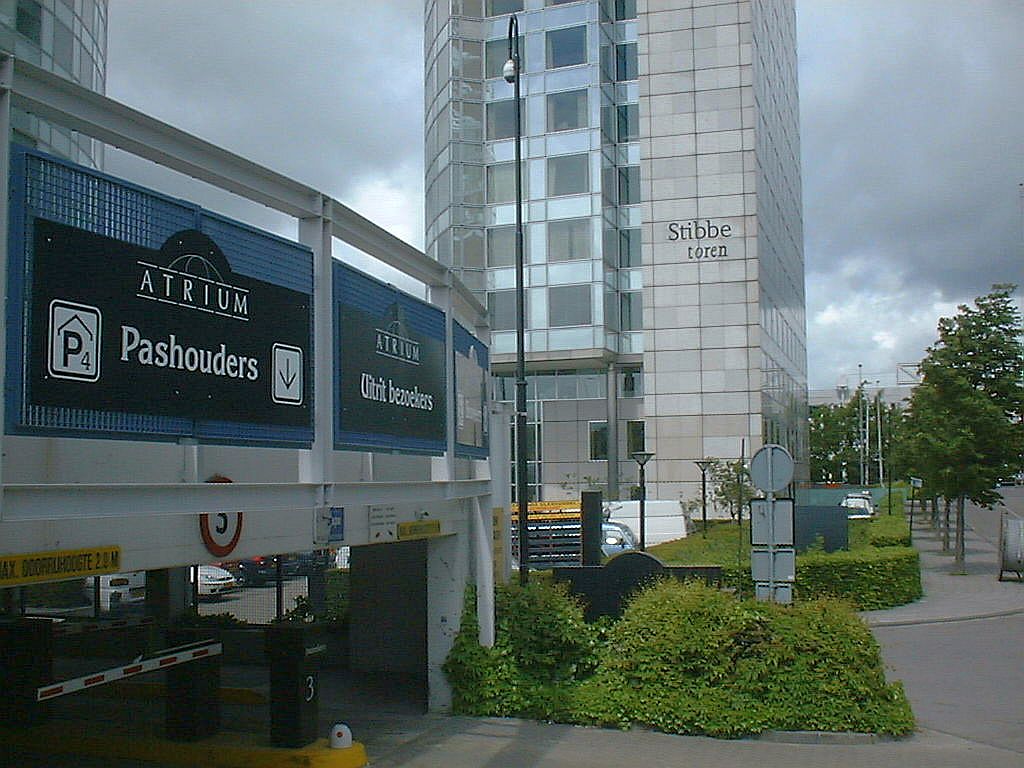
{"left": 489, "top": 402, "right": 513, "bottom": 585}
{"left": 298, "top": 200, "right": 333, "bottom": 491}
{"left": 472, "top": 496, "right": 494, "bottom": 647}
{"left": 429, "top": 278, "right": 456, "bottom": 483}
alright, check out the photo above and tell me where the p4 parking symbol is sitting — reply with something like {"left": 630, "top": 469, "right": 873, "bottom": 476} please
{"left": 48, "top": 299, "right": 101, "bottom": 381}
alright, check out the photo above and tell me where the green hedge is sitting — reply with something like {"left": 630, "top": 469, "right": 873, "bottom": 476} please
{"left": 796, "top": 547, "right": 921, "bottom": 610}
{"left": 445, "top": 580, "right": 915, "bottom": 737}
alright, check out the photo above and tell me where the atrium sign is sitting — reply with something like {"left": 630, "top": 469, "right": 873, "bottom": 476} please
{"left": 27, "top": 219, "right": 311, "bottom": 428}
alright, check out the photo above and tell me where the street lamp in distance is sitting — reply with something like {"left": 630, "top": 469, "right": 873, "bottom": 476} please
{"left": 694, "top": 459, "right": 715, "bottom": 539}
{"left": 504, "top": 14, "right": 528, "bottom": 586}
{"left": 631, "top": 451, "right": 655, "bottom": 551}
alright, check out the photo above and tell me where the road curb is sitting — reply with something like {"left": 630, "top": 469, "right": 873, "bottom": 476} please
{"left": 755, "top": 730, "right": 895, "bottom": 745}
{"left": 866, "top": 606, "right": 1024, "bottom": 628}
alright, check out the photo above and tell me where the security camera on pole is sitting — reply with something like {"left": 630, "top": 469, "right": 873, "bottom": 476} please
{"left": 749, "top": 444, "right": 795, "bottom": 604}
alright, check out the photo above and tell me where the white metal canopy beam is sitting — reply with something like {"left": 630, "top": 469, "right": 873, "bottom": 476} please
{"left": 3, "top": 57, "right": 484, "bottom": 327}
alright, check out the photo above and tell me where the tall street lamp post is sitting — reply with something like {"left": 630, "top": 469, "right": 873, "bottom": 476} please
{"left": 695, "top": 459, "right": 715, "bottom": 538}
{"left": 631, "top": 451, "right": 655, "bottom": 551}
{"left": 504, "top": 16, "right": 529, "bottom": 585}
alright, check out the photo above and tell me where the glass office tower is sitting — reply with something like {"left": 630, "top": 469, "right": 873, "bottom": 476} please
{"left": 424, "top": 0, "right": 807, "bottom": 503}
{"left": 1, "top": 0, "right": 108, "bottom": 168}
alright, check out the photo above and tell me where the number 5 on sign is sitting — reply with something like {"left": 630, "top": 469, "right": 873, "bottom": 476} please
{"left": 200, "top": 511, "right": 243, "bottom": 558}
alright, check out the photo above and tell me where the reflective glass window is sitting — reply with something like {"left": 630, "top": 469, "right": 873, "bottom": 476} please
{"left": 620, "top": 228, "right": 641, "bottom": 267}
{"left": 547, "top": 153, "right": 589, "bottom": 196}
{"left": 486, "top": 0, "right": 522, "bottom": 16}
{"left": 618, "top": 165, "right": 640, "bottom": 205}
{"left": 487, "top": 225, "right": 526, "bottom": 267}
{"left": 487, "top": 162, "right": 518, "bottom": 203}
{"left": 627, "top": 420, "right": 646, "bottom": 454}
{"left": 547, "top": 218, "right": 591, "bottom": 261}
{"left": 617, "top": 103, "right": 638, "bottom": 141}
{"left": 546, "top": 89, "right": 588, "bottom": 132}
{"left": 486, "top": 98, "right": 524, "bottom": 140}
{"left": 589, "top": 421, "right": 608, "bottom": 460}
{"left": 485, "top": 36, "right": 523, "bottom": 78}
{"left": 546, "top": 26, "right": 587, "bottom": 69}
{"left": 620, "top": 291, "right": 642, "bottom": 330}
{"left": 616, "top": 42, "right": 638, "bottom": 81}
{"left": 615, "top": 0, "right": 637, "bottom": 20}
{"left": 489, "top": 290, "right": 525, "bottom": 330}
{"left": 549, "top": 284, "right": 591, "bottom": 327}
{"left": 16, "top": 0, "right": 42, "bottom": 44}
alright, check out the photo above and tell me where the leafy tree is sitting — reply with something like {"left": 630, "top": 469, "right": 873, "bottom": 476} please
{"left": 709, "top": 458, "right": 757, "bottom": 521}
{"left": 903, "top": 285, "right": 1024, "bottom": 572}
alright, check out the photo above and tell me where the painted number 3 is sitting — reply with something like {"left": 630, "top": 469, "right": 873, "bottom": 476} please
{"left": 305, "top": 675, "right": 316, "bottom": 702}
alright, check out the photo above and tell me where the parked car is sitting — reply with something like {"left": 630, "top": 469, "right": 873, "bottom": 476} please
{"left": 840, "top": 492, "right": 876, "bottom": 520}
{"left": 191, "top": 564, "right": 237, "bottom": 599}
{"left": 83, "top": 572, "right": 146, "bottom": 612}
{"left": 601, "top": 520, "right": 637, "bottom": 558}
{"left": 224, "top": 554, "right": 300, "bottom": 586}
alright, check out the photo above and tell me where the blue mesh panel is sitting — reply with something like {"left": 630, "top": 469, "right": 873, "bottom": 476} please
{"left": 6, "top": 145, "right": 313, "bottom": 447}
{"left": 200, "top": 212, "right": 312, "bottom": 294}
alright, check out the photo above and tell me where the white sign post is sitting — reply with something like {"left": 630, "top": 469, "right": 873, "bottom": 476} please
{"left": 749, "top": 444, "right": 795, "bottom": 604}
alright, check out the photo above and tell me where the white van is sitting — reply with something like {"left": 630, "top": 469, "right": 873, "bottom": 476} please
{"left": 83, "top": 572, "right": 146, "bottom": 611}
{"left": 602, "top": 500, "right": 689, "bottom": 546}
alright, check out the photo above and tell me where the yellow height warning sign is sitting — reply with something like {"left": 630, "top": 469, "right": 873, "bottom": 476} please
{"left": 510, "top": 499, "right": 582, "bottom": 522}
{"left": 397, "top": 520, "right": 442, "bottom": 541}
{"left": 0, "top": 546, "right": 121, "bottom": 587}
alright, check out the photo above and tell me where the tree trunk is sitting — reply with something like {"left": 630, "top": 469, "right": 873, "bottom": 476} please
{"left": 942, "top": 498, "right": 951, "bottom": 552}
{"left": 953, "top": 495, "right": 966, "bottom": 574}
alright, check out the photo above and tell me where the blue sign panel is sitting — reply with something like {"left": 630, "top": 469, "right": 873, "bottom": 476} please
{"left": 334, "top": 263, "right": 447, "bottom": 455}
{"left": 453, "top": 321, "right": 488, "bottom": 459}
{"left": 6, "top": 146, "right": 314, "bottom": 447}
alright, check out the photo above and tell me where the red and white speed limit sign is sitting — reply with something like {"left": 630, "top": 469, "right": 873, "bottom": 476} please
{"left": 199, "top": 511, "right": 243, "bottom": 558}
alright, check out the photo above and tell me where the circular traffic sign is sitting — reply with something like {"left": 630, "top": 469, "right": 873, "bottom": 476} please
{"left": 749, "top": 444, "right": 794, "bottom": 493}
{"left": 199, "top": 510, "right": 243, "bottom": 558}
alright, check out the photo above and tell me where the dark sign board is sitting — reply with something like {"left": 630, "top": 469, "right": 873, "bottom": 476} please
{"left": 6, "top": 147, "right": 314, "bottom": 445}
{"left": 26, "top": 219, "right": 311, "bottom": 428}
{"left": 454, "top": 321, "right": 488, "bottom": 458}
{"left": 334, "top": 264, "right": 447, "bottom": 454}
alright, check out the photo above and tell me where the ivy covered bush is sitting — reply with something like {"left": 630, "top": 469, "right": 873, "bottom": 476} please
{"left": 445, "top": 579, "right": 915, "bottom": 738}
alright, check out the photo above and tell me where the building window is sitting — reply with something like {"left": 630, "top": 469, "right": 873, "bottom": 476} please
{"left": 617, "top": 103, "right": 638, "bottom": 141}
{"left": 547, "top": 218, "right": 591, "bottom": 261}
{"left": 547, "top": 89, "right": 588, "bottom": 132}
{"left": 616, "top": 42, "right": 638, "bottom": 81}
{"left": 53, "top": 20, "right": 74, "bottom": 73}
{"left": 620, "top": 228, "right": 641, "bottom": 267}
{"left": 619, "top": 367, "right": 643, "bottom": 397}
{"left": 488, "top": 290, "right": 524, "bottom": 331}
{"left": 487, "top": 162, "right": 518, "bottom": 204}
{"left": 547, "top": 153, "right": 589, "bottom": 197}
{"left": 620, "top": 291, "right": 642, "bottom": 330}
{"left": 546, "top": 26, "right": 587, "bottom": 69}
{"left": 627, "top": 420, "right": 646, "bottom": 455}
{"left": 487, "top": 225, "right": 524, "bottom": 267}
{"left": 549, "top": 284, "right": 591, "bottom": 327}
{"left": 486, "top": 98, "right": 524, "bottom": 140}
{"left": 615, "top": 0, "right": 637, "bottom": 20}
{"left": 618, "top": 165, "right": 640, "bottom": 205}
{"left": 486, "top": 0, "right": 522, "bottom": 16}
{"left": 16, "top": 0, "right": 42, "bottom": 45}
{"left": 589, "top": 421, "right": 608, "bottom": 461}
{"left": 547, "top": 0, "right": 581, "bottom": 5}
{"left": 485, "top": 36, "right": 523, "bottom": 79}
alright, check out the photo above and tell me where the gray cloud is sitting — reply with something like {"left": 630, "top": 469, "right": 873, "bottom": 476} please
{"left": 799, "top": 0, "right": 1023, "bottom": 387}
{"left": 105, "top": 2, "right": 1022, "bottom": 391}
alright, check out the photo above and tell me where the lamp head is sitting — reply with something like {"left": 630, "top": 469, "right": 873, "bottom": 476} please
{"left": 502, "top": 58, "right": 517, "bottom": 83}
{"left": 631, "top": 451, "right": 655, "bottom": 468}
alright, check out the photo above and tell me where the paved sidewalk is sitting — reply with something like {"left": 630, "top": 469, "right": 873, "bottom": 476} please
{"left": 862, "top": 504, "right": 1024, "bottom": 627}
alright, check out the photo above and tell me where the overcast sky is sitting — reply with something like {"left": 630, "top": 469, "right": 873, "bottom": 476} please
{"left": 105, "top": 1, "right": 1023, "bottom": 391}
